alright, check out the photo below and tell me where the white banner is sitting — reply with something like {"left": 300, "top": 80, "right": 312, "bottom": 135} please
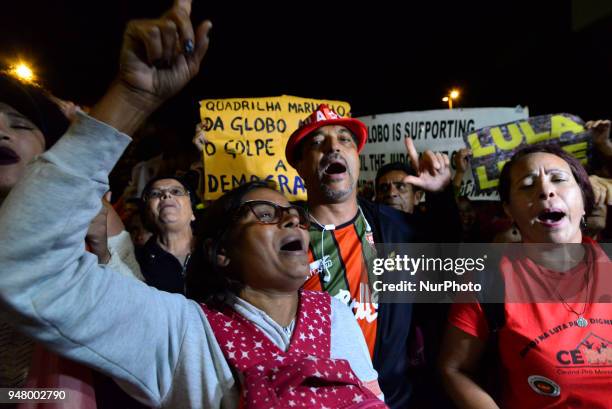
{"left": 356, "top": 107, "right": 529, "bottom": 200}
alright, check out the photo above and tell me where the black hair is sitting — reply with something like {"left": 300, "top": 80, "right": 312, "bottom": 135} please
{"left": 374, "top": 161, "right": 416, "bottom": 188}
{"left": 498, "top": 144, "right": 595, "bottom": 217}
{"left": 185, "top": 180, "right": 277, "bottom": 305}
{"left": 0, "top": 72, "right": 69, "bottom": 148}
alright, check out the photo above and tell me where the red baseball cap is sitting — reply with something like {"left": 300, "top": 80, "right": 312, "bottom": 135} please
{"left": 285, "top": 104, "right": 367, "bottom": 168}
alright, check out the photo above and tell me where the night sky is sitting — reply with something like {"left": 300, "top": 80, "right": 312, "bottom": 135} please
{"left": 2, "top": 1, "right": 611, "bottom": 135}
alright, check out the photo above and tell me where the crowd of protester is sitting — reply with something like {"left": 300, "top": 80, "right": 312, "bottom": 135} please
{"left": 0, "top": 1, "right": 611, "bottom": 409}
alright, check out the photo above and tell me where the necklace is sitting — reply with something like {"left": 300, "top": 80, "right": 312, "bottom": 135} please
{"left": 308, "top": 207, "right": 372, "bottom": 284}
{"left": 308, "top": 212, "right": 335, "bottom": 283}
{"left": 551, "top": 261, "right": 590, "bottom": 328}
{"left": 308, "top": 206, "right": 371, "bottom": 232}
{"left": 308, "top": 212, "right": 330, "bottom": 231}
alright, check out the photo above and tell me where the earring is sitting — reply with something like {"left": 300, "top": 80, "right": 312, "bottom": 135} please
{"left": 581, "top": 215, "right": 587, "bottom": 229}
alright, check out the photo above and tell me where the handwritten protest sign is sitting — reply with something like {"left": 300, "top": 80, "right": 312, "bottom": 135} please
{"left": 357, "top": 107, "right": 529, "bottom": 200}
{"left": 464, "top": 113, "right": 591, "bottom": 194}
{"left": 199, "top": 96, "right": 351, "bottom": 201}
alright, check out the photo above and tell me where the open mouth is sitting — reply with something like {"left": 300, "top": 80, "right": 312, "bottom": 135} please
{"left": 324, "top": 161, "right": 347, "bottom": 175}
{"left": 159, "top": 203, "right": 177, "bottom": 211}
{"left": 280, "top": 237, "right": 305, "bottom": 253}
{"left": 537, "top": 208, "right": 566, "bottom": 225}
{"left": 384, "top": 199, "right": 402, "bottom": 208}
{"left": 0, "top": 147, "right": 20, "bottom": 165}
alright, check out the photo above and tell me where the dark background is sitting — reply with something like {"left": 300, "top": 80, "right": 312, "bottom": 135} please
{"left": 1, "top": 0, "right": 611, "bottom": 136}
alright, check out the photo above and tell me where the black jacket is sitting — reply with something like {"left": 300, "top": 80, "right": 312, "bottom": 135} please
{"left": 358, "top": 188, "right": 461, "bottom": 408}
{"left": 136, "top": 237, "right": 191, "bottom": 295}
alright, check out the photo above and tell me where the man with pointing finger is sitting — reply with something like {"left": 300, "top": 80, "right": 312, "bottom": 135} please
{"left": 286, "top": 105, "right": 461, "bottom": 407}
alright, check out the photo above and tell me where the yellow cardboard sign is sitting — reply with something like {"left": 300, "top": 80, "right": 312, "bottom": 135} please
{"left": 199, "top": 95, "right": 351, "bottom": 201}
{"left": 464, "top": 113, "right": 590, "bottom": 192}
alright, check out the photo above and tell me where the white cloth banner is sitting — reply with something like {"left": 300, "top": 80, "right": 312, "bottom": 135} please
{"left": 356, "top": 107, "right": 529, "bottom": 200}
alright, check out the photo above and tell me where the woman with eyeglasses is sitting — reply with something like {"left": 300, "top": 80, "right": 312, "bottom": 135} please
{"left": 137, "top": 176, "right": 196, "bottom": 294}
{"left": 190, "top": 181, "right": 387, "bottom": 407}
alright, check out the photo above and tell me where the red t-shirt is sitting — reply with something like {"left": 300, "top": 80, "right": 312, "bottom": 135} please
{"left": 449, "top": 238, "right": 612, "bottom": 408}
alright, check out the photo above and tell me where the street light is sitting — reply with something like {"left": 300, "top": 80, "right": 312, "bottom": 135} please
{"left": 9, "top": 62, "right": 36, "bottom": 83}
{"left": 442, "top": 88, "right": 460, "bottom": 109}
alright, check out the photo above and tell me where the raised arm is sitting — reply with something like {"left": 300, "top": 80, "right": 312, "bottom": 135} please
{"left": 402, "top": 136, "right": 461, "bottom": 242}
{"left": 452, "top": 148, "right": 471, "bottom": 194}
{"left": 0, "top": 1, "right": 214, "bottom": 405}
{"left": 91, "top": 0, "right": 211, "bottom": 136}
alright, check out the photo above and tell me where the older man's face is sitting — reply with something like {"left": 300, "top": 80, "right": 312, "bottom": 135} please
{"left": 376, "top": 170, "right": 418, "bottom": 213}
{"left": 144, "top": 179, "right": 195, "bottom": 234}
{"left": 295, "top": 125, "right": 359, "bottom": 204}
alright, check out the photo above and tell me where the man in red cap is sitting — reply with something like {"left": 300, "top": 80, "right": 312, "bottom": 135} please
{"left": 286, "top": 104, "right": 461, "bottom": 408}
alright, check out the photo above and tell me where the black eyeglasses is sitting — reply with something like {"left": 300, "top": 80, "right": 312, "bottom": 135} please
{"left": 236, "top": 200, "right": 310, "bottom": 229}
{"left": 144, "top": 186, "right": 189, "bottom": 201}
{"left": 377, "top": 181, "right": 411, "bottom": 194}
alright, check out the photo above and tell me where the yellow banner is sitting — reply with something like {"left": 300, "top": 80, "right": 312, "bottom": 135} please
{"left": 464, "top": 113, "right": 590, "bottom": 193}
{"left": 199, "top": 95, "right": 351, "bottom": 201}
